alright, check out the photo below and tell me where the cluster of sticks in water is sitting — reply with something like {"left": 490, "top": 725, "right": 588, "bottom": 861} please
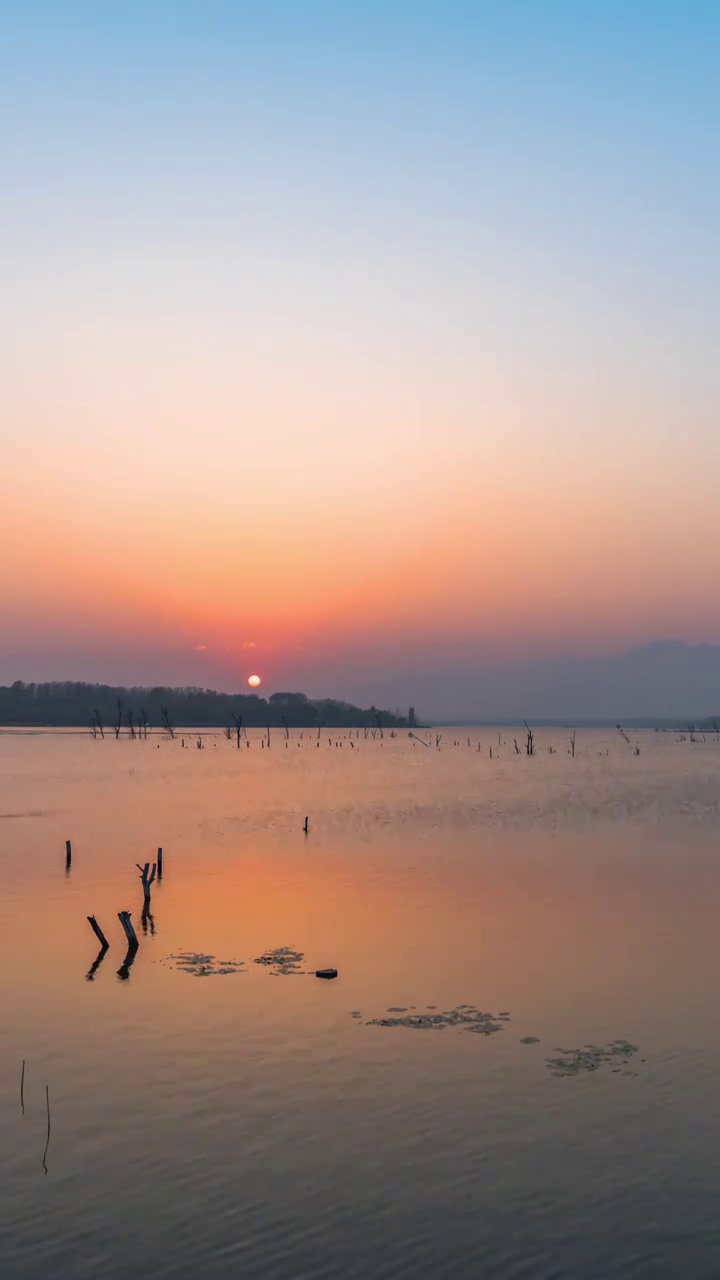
{"left": 69, "top": 840, "right": 338, "bottom": 983}
{"left": 88, "top": 702, "right": 397, "bottom": 742}
{"left": 83, "top": 718, "right": 680, "bottom": 757}
{"left": 67, "top": 838, "right": 166, "bottom": 980}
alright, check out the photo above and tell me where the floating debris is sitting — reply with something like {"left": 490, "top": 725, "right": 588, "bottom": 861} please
{"left": 164, "top": 951, "right": 246, "bottom": 977}
{"left": 546, "top": 1039, "right": 640, "bottom": 1077}
{"left": 350, "top": 1010, "right": 362, "bottom": 1019}
{"left": 367, "top": 1004, "right": 507, "bottom": 1035}
{"left": 253, "top": 946, "right": 305, "bottom": 975}
{"left": 315, "top": 968, "right": 338, "bottom": 979}
{"left": 520, "top": 1036, "right": 540, "bottom": 1045}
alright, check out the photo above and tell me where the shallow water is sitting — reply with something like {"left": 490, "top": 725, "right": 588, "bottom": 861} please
{"left": 2, "top": 726, "right": 720, "bottom": 1278}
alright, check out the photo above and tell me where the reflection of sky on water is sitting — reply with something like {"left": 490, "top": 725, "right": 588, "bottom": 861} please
{"left": 2, "top": 729, "right": 720, "bottom": 1277}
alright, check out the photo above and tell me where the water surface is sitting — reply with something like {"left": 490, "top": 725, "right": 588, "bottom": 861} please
{"left": 2, "top": 727, "right": 720, "bottom": 1278}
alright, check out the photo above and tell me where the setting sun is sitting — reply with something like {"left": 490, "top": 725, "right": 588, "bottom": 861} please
{"left": 247, "top": 674, "right": 262, "bottom": 688}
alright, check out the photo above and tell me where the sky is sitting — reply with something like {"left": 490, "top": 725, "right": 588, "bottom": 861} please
{"left": 2, "top": 2, "right": 720, "bottom": 716}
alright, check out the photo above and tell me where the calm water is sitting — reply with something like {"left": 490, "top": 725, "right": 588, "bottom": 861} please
{"left": 2, "top": 726, "right": 720, "bottom": 1278}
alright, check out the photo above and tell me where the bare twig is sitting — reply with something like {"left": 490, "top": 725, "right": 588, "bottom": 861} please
{"left": 43, "top": 1085, "right": 50, "bottom": 1176}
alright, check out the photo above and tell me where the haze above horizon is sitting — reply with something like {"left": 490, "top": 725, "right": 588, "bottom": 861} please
{"left": 3, "top": 2, "right": 719, "bottom": 716}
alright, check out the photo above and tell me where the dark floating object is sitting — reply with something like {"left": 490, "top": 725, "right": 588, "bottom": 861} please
{"left": 315, "top": 968, "right": 338, "bottom": 980}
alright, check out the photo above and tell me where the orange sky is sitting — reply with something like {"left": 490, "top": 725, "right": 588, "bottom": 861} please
{"left": 3, "top": 5, "right": 720, "bottom": 713}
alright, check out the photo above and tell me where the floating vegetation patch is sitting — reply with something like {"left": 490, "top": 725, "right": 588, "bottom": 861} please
{"left": 520, "top": 1036, "right": 540, "bottom": 1045}
{"left": 546, "top": 1039, "right": 640, "bottom": 1077}
{"left": 367, "top": 1004, "right": 508, "bottom": 1035}
{"left": 164, "top": 951, "right": 246, "bottom": 977}
{"left": 253, "top": 946, "right": 305, "bottom": 975}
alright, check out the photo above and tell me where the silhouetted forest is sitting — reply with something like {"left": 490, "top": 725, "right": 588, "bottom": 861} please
{"left": 0, "top": 681, "right": 415, "bottom": 730}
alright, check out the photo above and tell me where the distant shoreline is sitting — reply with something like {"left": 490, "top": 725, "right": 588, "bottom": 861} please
{"left": 0, "top": 680, "right": 414, "bottom": 731}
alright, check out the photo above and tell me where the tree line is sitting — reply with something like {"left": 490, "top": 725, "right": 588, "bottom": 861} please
{"left": 0, "top": 681, "right": 416, "bottom": 730}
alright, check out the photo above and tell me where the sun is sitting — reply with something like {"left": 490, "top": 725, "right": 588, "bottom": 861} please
{"left": 247, "top": 674, "right": 262, "bottom": 688}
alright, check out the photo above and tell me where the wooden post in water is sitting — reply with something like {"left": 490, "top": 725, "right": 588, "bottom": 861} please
{"left": 136, "top": 862, "right": 157, "bottom": 901}
{"left": 303, "top": 816, "right": 309, "bottom": 835}
{"left": 87, "top": 916, "right": 109, "bottom": 949}
{"left": 118, "top": 910, "right": 138, "bottom": 946}
{"left": 86, "top": 947, "right": 108, "bottom": 981}
{"left": 157, "top": 846, "right": 163, "bottom": 879}
{"left": 141, "top": 899, "right": 155, "bottom": 936}
{"left": 117, "top": 946, "right": 138, "bottom": 980}
{"left": 117, "top": 910, "right": 139, "bottom": 978}
{"left": 65, "top": 840, "right": 72, "bottom": 869}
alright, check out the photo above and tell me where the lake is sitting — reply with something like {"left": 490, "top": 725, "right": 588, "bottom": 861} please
{"left": 2, "top": 725, "right": 720, "bottom": 1278}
